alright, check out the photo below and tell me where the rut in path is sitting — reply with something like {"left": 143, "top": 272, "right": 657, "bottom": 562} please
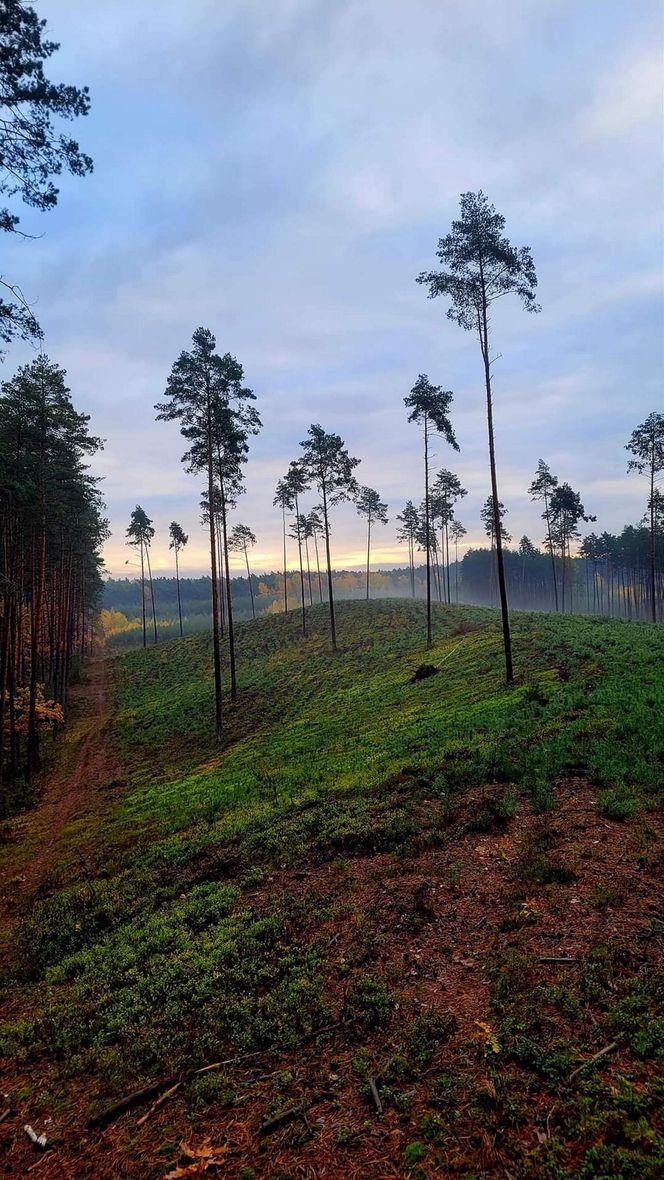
{"left": 0, "top": 656, "right": 121, "bottom": 937}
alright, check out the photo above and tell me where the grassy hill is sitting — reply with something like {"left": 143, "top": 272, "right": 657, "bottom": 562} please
{"left": 1, "top": 601, "right": 663, "bottom": 1178}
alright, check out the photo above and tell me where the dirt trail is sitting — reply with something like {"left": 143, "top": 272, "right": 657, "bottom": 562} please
{"left": 0, "top": 657, "right": 120, "bottom": 936}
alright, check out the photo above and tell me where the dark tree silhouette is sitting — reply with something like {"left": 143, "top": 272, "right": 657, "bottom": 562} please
{"left": 126, "top": 505, "right": 157, "bottom": 645}
{"left": 355, "top": 486, "right": 388, "bottom": 600}
{"left": 306, "top": 509, "right": 324, "bottom": 602}
{"left": 228, "top": 524, "right": 257, "bottom": 620}
{"left": 396, "top": 500, "right": 419, "bottom": 598}
{"left": 404, "top": 375, "right": 458, "bottom": 647}
{"left": 431, "top": 469, "right": 467, "bottom": 604}
{"left": 418, "top": 191, "right": 539, "bottom": 682}
{"left": 0, "top": 2, "right": 93, "bottom": 349}
{"left": 529, "top": 459, "right": 559, "bottom": 611}
{"left": 273, "top": 478, "right": 290, "bottom": 616}
{"left": 169, "top": 521, "right": 188, "bottom": 637}
{"left": 299, "top": 425, "right": 360, "bottom": 651}
{"left": 157, "top": 331, "right": 261, "bottom": 731}
{"left": 549, "top": 483, "right": 594, "bottom": 613}
{"left": 626, "top": 412, "right": 664, "bottom": 623}
{"left": 284, "top": 461, "right": 309, "bottom": 636}
{"left": 0, "top": 355, "right": 104, "bottom": 793}
{"left": 450, "top": 518, "right": 467, "bottom": 601}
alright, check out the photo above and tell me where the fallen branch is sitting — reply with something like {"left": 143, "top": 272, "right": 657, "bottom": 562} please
{"left": 569, "top": 1038, "right": 622, "bottom": 1081}
{"left": 88, "top": 1077, "right": 178, "bottom": 1129}
{"left": 136, "top": 1080, "right": 182, "bottom": 1129}
{"left": 540, "top": 956, "right": 579, "bottom": 964}
{"left": 259, "top": 1104, "right": 307, "bottom": 1137}
{"left": 0, "top": 1108, "right": 10, "bottom": 1124}
{"left": 92, "top": 1022, "right": 346, "bottom": 1131}
{"left": 368, "top": 1077, "right": 383, "bottom": 1116}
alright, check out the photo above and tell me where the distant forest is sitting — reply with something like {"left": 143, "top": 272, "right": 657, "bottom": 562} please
{"left": 102, "top": 521, "right": 663, "bottom": 647}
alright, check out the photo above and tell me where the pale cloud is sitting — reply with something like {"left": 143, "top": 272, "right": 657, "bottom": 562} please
{"left": 585, "top": 46, "right": 664, "bottom": 138}
{"left": 4, "top": 0, "right": 662, "bottom": 578}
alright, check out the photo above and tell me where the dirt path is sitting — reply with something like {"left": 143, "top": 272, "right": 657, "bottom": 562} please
{"left": 0, "top": 656, "right": 121, "bottom": 940}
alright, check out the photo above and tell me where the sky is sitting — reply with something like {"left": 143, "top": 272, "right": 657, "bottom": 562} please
{"left": 4, "top": 0, "right": 663, "bottom": 577}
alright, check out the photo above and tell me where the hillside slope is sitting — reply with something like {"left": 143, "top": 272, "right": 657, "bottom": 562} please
{"left": 1, "top": 601, "right": 663, "bottom": 1178}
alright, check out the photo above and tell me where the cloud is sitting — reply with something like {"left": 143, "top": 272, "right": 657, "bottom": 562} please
{"left": 584, "top": 46, "right": 664, "bottom": 137}
{"left": 3, "top": 0, "right": 662, "bottom": 578}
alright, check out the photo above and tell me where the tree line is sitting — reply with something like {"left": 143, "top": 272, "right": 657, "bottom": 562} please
{"left": 0, "top": 357, "right": 106, "bottom": 809}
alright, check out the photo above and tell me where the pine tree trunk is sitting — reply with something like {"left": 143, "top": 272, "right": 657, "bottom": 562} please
{"left": 295, "top": 493, "right": 307, "bottom": 635}
{"left": 218, "top": 474, "right": 237, "bottom": 702}
{"left": 321, "top": 480, "right": 336, "bottom": 651}
{"left": 366, "top": 514, "right": 371, "bottom": 601}
{"left": 282, "top": 500, "right": 288, "bottom": 615}
{"left": 244, "top": 546, "right": 256, "bottom": 619}
{"left": 145, "top": 545, "right": 158, "bottom": 643}
{"left": 206, "top": 383, "right": 223, "bottom": 741}
{"left": 424, "top": 413, "right": 432, "bottom": 648}
{"left": 313, "top": 529, "right": 323, "bottom": 602}
{"left": 175, "top": 546, "right": 184, "bottom": 636}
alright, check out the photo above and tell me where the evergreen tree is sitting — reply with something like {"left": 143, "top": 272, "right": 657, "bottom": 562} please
{"left": 419, "top": 191, "right": 539, "bottom": 682}
{"left": 157, "top": 330, "right": 260, "bottom": 731}
{"left": 355, "top": 486, "right": 388, "bottom": 600}
{"left": 0, "top": 355, "right": 104, "bottom": 796}
{"left": 228, "top": 524, "right": 257, "bottom": 620}
{"left": 0, "top": 1, "right": 93, "bottom": 349}
{"left": 126, "top": 506, "right": 157, "bottom": 645}
{"left": 299, "top": 425, "right": 360, "bottom": 651}
{"left": 548, "top": 483, "right": 594, "bottom": 613}
{"left": 306, "top": 509, "right": 324, "bottom": 602}
{"left": 168, "top": 521, "right": 188, "bottom": 637}
{"left": 529, "top": 460, "right": 559, "bottom": 610}
{"left": 626, "top": 412, "right": 664, "bottom": 623}
{"left": 396, "top": 500, "right": 420, "bottom": 598}
{"left": 284, "top": 460, "right": 309, "bottom": 635}
{"left": 404, "top": 375, "right": 458, "bottom": 647}
{"left": 273, "top": 478, "right": 291, "bottom": 616}
{"left": 450, "top": 519, "right": 467, "bottom": 601}
{"left": 431, "top": 469, "right": 467, "bottom": 604}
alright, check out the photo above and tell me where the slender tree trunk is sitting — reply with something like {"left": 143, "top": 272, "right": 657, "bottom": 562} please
{"left": 304, "top": 535, "right": 313, "bottom": 605}
{"left": 445, "top": 516, "right": 451, "bottom": 605}
{"left": 175, "top": 545, "right": 184, "bottom": 636}
{"left": 218, "top": 474, "right": 237, "bottom": 702}
{"left": 321, "top": 480, "right": 337, "bottom": 651}
{"left": 295, "top": 494, "right": 307, "bottom": 636}
{"left": 313, "top": 528, "right": 323, "bottom": 602}
{"left": 281, "top": 499, "right": 288, "bottom": 615}
{"left": 139, "top": 541, "right": 147, "bottom": 649}
{"left": 424, "top": 412, "right": 432, "bottom": 648}
{"left": 366, "top": 513, "right": 371, "bottom": 601}
{"left": 216, "top": 516, "right": 225, "bottom": 636}
{"left": 27, "top": 514, "right": 46, "bottom": 782}
{"left": 478, "top": 301, "right": 513, "bottom": 683}
{"left": 650, "top": 451, "right": 657, "bottom": 623}
{"left": 543, "top": 490, "right": 558, "bottom": 611}
{"left": 243, "top": 545, "right": 256, "bottom": 618}
{"left": 455, "top": 540, "right": 459, "bottom": 602}
{"left": 145, "top": 545, "right": 158, "bottom": 643}
{"left": 206, "top": 385, "right": 223, "bottom": 741}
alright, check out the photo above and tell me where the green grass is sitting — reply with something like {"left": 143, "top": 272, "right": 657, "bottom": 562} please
{"left": 109, "top": 600, "right": 663, "bottom": 850}
{"left": 2, "top": 600, "right": 663, "bottom": 1177}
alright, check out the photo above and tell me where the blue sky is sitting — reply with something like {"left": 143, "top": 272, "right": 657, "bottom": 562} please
{"left": 4, "top": 0, "right": 663, "bottom": 576}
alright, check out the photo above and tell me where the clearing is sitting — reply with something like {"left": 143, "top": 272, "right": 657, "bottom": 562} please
{"left": 0, "top": 600, "right": 662, "bottom": 1178}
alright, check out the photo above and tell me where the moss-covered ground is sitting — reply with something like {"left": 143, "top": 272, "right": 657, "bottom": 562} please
{"left": 0, "top": 600, "right": 662, "bottom": 1177}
